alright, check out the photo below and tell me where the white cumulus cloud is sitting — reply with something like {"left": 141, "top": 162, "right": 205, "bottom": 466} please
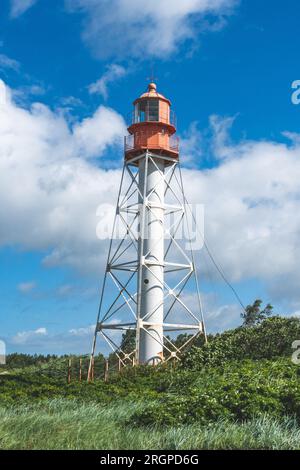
{"left": 18, "top": 281, "right": 36, "bottom": 293}
{"left": 65, "top": 0, "right": 238, "bottom": 59}
{"left": 0, "top": 53, "right": 20, "bottom": 72}
{"left": 12, "top": 327, "right": 47, "bottom": 345}
{"left": 10, "top": 0, "right": 38, "bottom": 18}
{"left": 183, "top": 118, "right": 300, "bottom": 308}
{"left": 0, "top": 79, "right": 125, "bottom": 272}
{"left": 69, "top": 325, "right": 95, "bottom": 336}
{"left": 88, "top": 64, "right": 126, "bottom": 100}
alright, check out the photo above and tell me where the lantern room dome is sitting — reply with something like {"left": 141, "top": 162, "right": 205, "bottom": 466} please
{"left": 134, "top": 82, "right": 171, "bottom": 105}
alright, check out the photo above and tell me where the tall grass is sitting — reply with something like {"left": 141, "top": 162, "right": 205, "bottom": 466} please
{"left": 0, "top": 399, "right": 299, "bottom": 450}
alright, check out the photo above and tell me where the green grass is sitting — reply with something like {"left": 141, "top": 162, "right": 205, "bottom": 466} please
{"left": 0, "top": 399, "right": 299, "bottom": 450}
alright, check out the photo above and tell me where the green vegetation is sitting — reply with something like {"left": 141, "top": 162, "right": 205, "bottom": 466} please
{"left": 184, "top": 316, "right": 300, "bottom": 368}
{"left": 1, "top": 307, "right": 300, "bottom": 450}
{"left": 0, "top": 399, "right": 300, "bottom": 450}
{"left": 4, "top": 353, "right": 60, "bottom": 369}
{"left": 130, "top": 359, "right": 300, "bottom": 427}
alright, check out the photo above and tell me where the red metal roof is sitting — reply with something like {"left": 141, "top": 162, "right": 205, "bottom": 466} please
{"left": 134, "top": 83, "right": 171, "bottom": 105}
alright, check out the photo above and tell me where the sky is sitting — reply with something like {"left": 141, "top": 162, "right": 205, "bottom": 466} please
{"left": 1, "top": 0, "right": 300, "bottom": 355}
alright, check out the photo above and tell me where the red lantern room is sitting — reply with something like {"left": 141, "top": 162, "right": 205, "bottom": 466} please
{"left": 125, "top": 82, "right": 179, "bottom": 162}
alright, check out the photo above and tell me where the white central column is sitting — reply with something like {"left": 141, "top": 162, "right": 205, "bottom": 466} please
{"left": 138, "top": 154, "right": 165, "bottom": 364}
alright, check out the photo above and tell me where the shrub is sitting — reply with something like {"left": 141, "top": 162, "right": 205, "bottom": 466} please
{"left": 130, "top": 359, "right": 300, "bottom": 427}
{"left": 183, "top": 317, "right": 300, "bottom": 369}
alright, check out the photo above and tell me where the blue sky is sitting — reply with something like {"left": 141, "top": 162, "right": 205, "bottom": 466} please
{"left": 1, "top": 0, "right": 300, "bottom": 354}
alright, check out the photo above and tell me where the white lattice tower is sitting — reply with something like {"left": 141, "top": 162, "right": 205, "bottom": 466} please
{"left": 88, "top": 83, "right": 206, "bottom": 376}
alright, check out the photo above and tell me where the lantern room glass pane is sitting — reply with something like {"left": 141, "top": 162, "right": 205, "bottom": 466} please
{"left": 135, "top": 99, "right": 159, "bottom": 123}
{"left": 136, "top": 101, "right": 146, "bottom": 122}
{"left": 148, "top": 99, "right": 159, "bottom": 121}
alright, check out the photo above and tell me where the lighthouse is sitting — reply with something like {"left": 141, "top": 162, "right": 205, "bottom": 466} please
{"left": 89, "top": 82, "right": 205, "bottom": 372}
{"left": 126, "top": 82, "right": 178, "bottom": 364}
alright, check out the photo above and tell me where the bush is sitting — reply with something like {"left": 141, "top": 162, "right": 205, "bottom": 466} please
{"left": 130, "top": 359, "right": 300, "bottom": 427}
{"left": 183, "top": 317, "right": 300, "bottom": 369}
